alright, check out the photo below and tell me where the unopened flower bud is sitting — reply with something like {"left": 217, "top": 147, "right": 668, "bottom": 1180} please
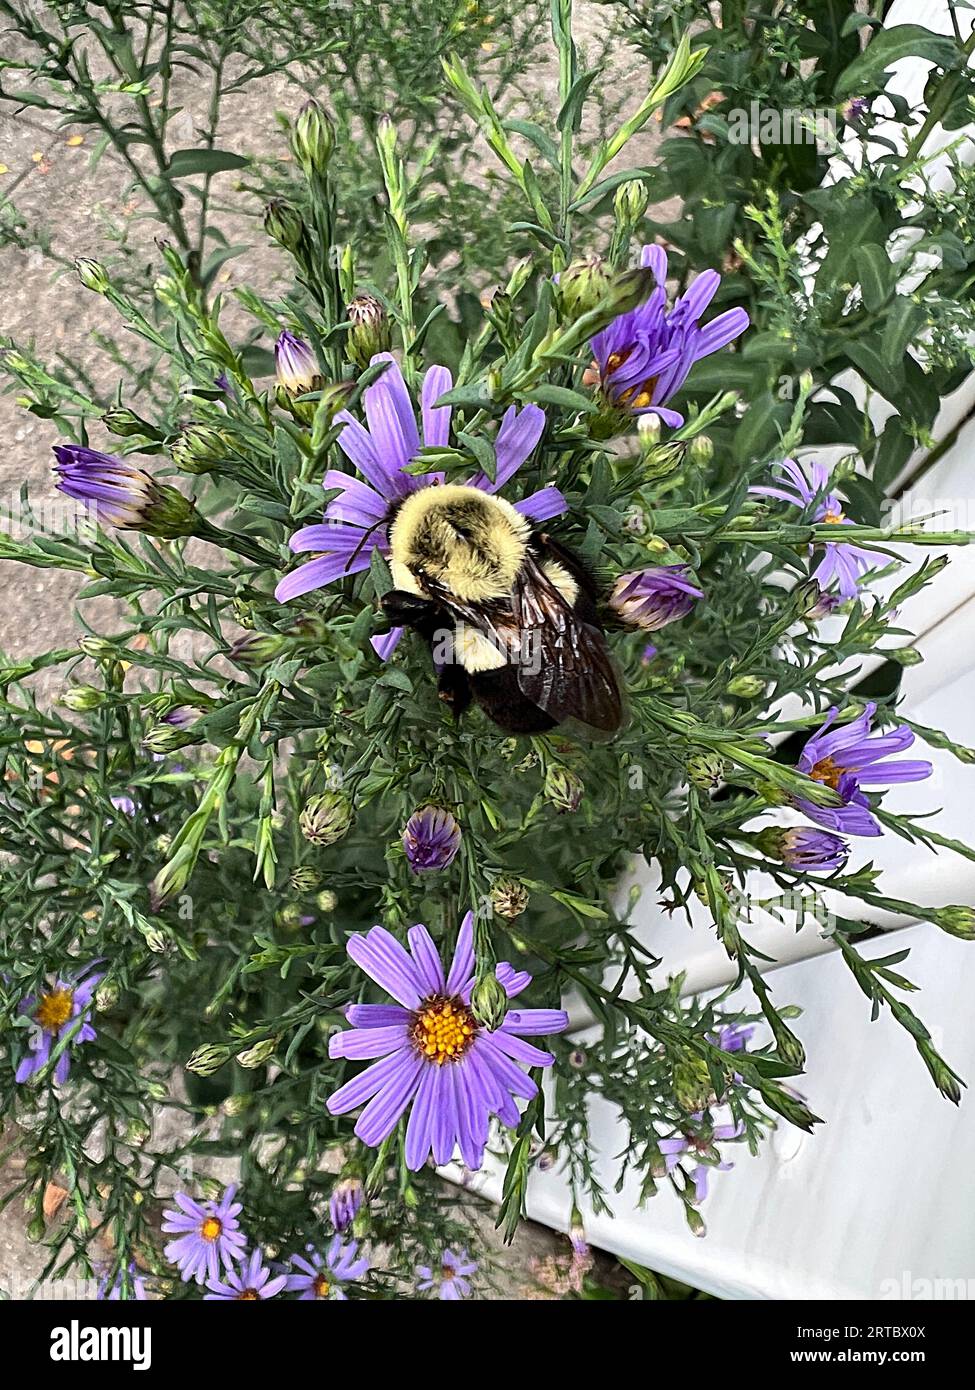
{"left": 889, "top": 647, "right": 923, "bottom": 667}
{"left": 223, "top": 1093, "right": 253, "bottom": 1117}
{"left": 671, "top": 1050, "right": 713, "bottom": 1113}
{"left": 640, "top": 441, "right": 684, "bottom": 481}
{"left": 143, "top": 723, "right": 200, "bottom": 755}
{"left": 933, "top": 905, "right": 975, "bottom": 940}
{"left": 637, "top": 413, "right": 662, "bottom": 449}
{"left": 544, "top": 765, "right": 584, "bottom": 814}
{"left": 171, "top": 424, "right": 228, "bottom": 475}
{"left": 185, "top": 1043, "right": 230, "bottom": 1077}
{"left": 346, "top": 294, "right": 391, "bottom": 370}
{"left": 289, "top": 866, "right": 321, "bottom": 892}
{"left": 558, "top": 255, "right": 614, "bottom": 321}
{"left": 726, "top": 674, "right": 765, "bottom": 699}
{"left": 236, "top": 1036, "right": 278, "bottom": 1069}
{"left": 291, "top": 98, "right": 335, "bottom": 176}
{"left": 60, "top": 684, "right": 105, "bottom": 712}
{"left": 228, "top": 631, "right": 288, "bottom": 667}
{"left": 316, "top": 889, "right": 338, "bottom": 912}
{"left": 275, "top": 331, "right": 321, "bottom": 395}
{"left": 95, "top": 981, "right": 119, "bottom": 1012}
{"left": 686, "top": 751, "right": 726, "bottom": 791}
{"left": 615, "top": 179, "right": 650, "bottom": 226}
{"left": 688, "top": 434, "right": 714, "bottom": 465}
{"left": 76, "top": 258, "right": 109, "bottom": 294}
{"left": 102, "top": 406, "right": 153, "bottom": 438}
{"left": 490, "top": 876, "right": 529, "bottom": 919}
{"left": 264, "top": 199, "right": 306, "bottom": 254}
{"left": 299, "top": 791, "right": 353, "bottom": 846}
{"left": 471, "top": 973, "right": 508, "bottom": 1031}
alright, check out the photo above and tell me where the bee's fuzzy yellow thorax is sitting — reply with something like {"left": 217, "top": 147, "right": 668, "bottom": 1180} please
{"left": 389, "top": 484, "right": 529, "bottom": 602}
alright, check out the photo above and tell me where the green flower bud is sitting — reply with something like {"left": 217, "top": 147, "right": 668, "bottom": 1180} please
{"left": 154, "top": 833, "right": 173, "bottom": 856}
{"left": 141, "top": 484, "right": 199, "bottom": 540}
{"left": 933, "top": 906, "right": 975, "bottom": 940}
{"left": 686, "top": 751, "right": 727, "bottom": 791}
{"left": 685, "top": 1206, "right": 706, "bottom": 1237}
{"left": 315, "top": 888, "right": 338, "bottom": 912}
{"left": 78, "top": 636, "right": 117, "bottom": 662}
{"left": 95, "top": 981, "right": 119, "bottom": 1013}
{"left": 888, "top": 647, "right": 923, "bottom": 667}
{"left": 60, "top": 684, "right": 105, "bottom": 712}
{"left": 346, "top": 293, "right": 392, "bottom": 370}
{"left": 292, "top": 99, "right": 335, "bottom": 176}
{"left": 490, "top": 876, "right": 529, "bottom": 919}
{"left": 290, "top": 865, "right": 321, "bottom": 892}
{"left": 470, "top": 972, "right": 508, "bottom": 1031}
{"left": 614, "top": 178, "right": 650, "bottom": 226}
{"left": 171, "top": 424, "right": 228, "bottom": 475}
{"left": 726, "top": 674, "right": 766, "bottom": 699}
{"left": 299, "top": 791, "right": 353, "bottom": 846}
{"left": 185, "top": 1043, "right": 230, "bottom": 1077}
{"left": 223, "top": 1092, "right": 253, "bottom": 1117}
{"left": 544, "top": 765, "right": 584, "bottom": 813}
{"left": 637, "top": 413, "right": 662, "bottom": 449}
{"left": 640, "top": 441, "right": 685, "bottom": 481}
{"left": 102, "top": 406, "right": 154, "bottom": 439}
{"left": 236, "top": 1036, "right": 279, "bottom": 1069}
{"left": 76, "top": 258, "right": 109, "bottom": 294}
{"left": 264, "top": 199, "right": 307, "bottom": 254}
{"left": 275, "top": 904, "right": 306, "bottom": 930}
{"left": 558, "top": 255, "right": 614, "bottom": 321}
{"left": 688, "top": 434, "right": 714, "bottom": 465}
{"left": 671, "top": 1049, "right": 713, "bottom": 1113}
{"left": 228, "top": 631, "right": 289, "bottom": 667}
{"left": 143, "top": 724, "right": 200, "bottom": 755}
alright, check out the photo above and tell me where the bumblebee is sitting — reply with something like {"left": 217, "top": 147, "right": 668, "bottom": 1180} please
{"left": 381, "top": 484, "right": 622, "bottom": 734}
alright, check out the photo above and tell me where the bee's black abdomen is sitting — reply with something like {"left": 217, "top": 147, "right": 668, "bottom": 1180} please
{"left": 468, "top": 665, "right": 557, "bottom": 733}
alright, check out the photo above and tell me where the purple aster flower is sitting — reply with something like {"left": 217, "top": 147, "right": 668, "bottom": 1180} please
{"left": 641, "top": 642, "right": 658, "bottom": 665}
{"left": 610, "top": 564, "right": 703, "bottom": 631}
{"left": 204, "top": 1247, "right": 287, "bottom": 1301}
{"left": 326, "top": 912, "right": 569, "bottom": 1170}
{"left": 274, "top": 354, "right": 563, "bottom": 658}
{"left": 285, "top": 1237, "right": 369, "bottom": 1300}
{"left": 98, "top": 1261, "right": 147, "bottom": 1301}
{"left": 778, "top": 825, "right": 849, "bottom": 872}
{"left": 215, "top": 372, "right": 238, "bottom": 402}
{"left": 161, "top": 706, "right": 196, "bottom": 729}
{"left": 161, "top": 1184, "right": 247, "bottom": 1285}
{"left": 110, "top": 794, "right": 137, "bottom": 816}
{"left": 329, "top": 1176, "right": 365, "bottom": 1232}
{"left": 711, "top": 1022, "right": 755, "bottom": 1054}
{"left": 416, "top": 1247, "right": 477, "bottom": 1301}
{"left": 14, "top": 963, "right": 103, "bottom": 1085}
{"left": 750, "top": 458, "right": 878, "bottom": 599}
{"left": 275, "top": 330, "right": 321, "bottom": 394}
{"left": 658, "top": 1118, "right": 744, "bottom": 1202}
{"left": 590, "top": 244, "right": 748, "bottom": 427}
{"left": 403, "top": 805, "right": 462, "bottom": 873}
{"left": 795, "top": 701, "right": 932, "bottom": 837}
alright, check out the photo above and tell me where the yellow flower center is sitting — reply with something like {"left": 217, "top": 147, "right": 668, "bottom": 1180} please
{"left": 35, "top": 988, "right": 74, "bottom": 1034}
{"left": 411, "top": 996, "right": 476, "bottom": 1064}
{"left": 313, "top": 1275, "right": 330, "bottom": 1298}
{"left": 810, "top": 756, "right": 844, "bottom": 789}
{"left": 822, "top": 508, "right": 845, "bottom": 525}
{"left": 200, "top": 1216, "right": 222, "bottom": 1243}
{"left": 237, "top": 1288, "right": 260, "bottom": 1300}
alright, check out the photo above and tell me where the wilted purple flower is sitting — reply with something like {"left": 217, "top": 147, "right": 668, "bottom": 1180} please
{"left": 274, "top": 354, "right": 562, "bottom": 658}
{"left": 843, "top": 96, "right": 869, "bottom": 123}
{"left": 641, "top": 642, "right": 658, "bottom": 665}
{"left": 416, "top": 1247, "right": 477, "bottom": 1301}
{"left": 285, "top": 1238, "right": 369, "bottom": 1299}
{"left": 610, "top": 564, "right": 703, "bottom": 631}
{"left": 161, "top": 706, "right": 196, "bottom": 729}
{"left": 805, "top": 584, "right": 842, "bottom": 620}
{"left": 795, "top": 701, "right": 932, "bottom": 837}
{"left": 658, "top": 1118, "right": 745, "bottom": 1202}
{"left": 711, "top": 1022, "right": 755, "bottom": 1054}
{"left": 110, "top": 794, "right": 137, "bottom": 817}
{"left": 403, "top": 805, "right": 461, "bottom": 873}
{"left": 205, "top": 1247, "right": 287, "bottom": 1301}
{"left": 14, "top": 963, "right": 103, "bottom": 1084}
{"left": 778, "top": 825, "right": 849, "bottom": 872}
{"left": 161, "top": 1184, "right": 247, "bottom": 1285}
{"left": 326, "top": 912, "right": 568, "bottom": 1170}
{"left": 750, "top": 458, "right": 878, "bottom": 599}
{"left": 53, "top": 444, "right": 196, "bottom": 538}
{"left": 329, "top": 1176, "right": 365, "bottom": 1232}
{"left": 275, "top": 330, "right": 321, "bottom": 394}
{"left": 98, "top": 1261, "right": 147, "bottom": 1301}
{"left": 214, "top": 372, "right": 238, "bottom": 402}
{"left": 590, "top": 244, "right": 748, "bottom": 426}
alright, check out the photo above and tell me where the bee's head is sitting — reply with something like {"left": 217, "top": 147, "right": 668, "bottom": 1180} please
{"left": 388, "top": 484, "right": 530, "bottom": 602}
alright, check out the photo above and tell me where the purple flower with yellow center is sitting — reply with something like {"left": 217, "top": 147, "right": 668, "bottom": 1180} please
{"left": 273, "top": 354, "right": 562, "bottom": 658}
{"left": 274, "top": 330, "right": 321, "bottom": 395}
{"left": 403, "top": 804, "right": 462, "bottom": 873}
{"left": 658, "top": 1118, "right": 744, "bottom": 1202}
{"left": 204, "top": 1247, "right": 287, "bottom": 1301}
{"left": 750, "top": 458, "right": 878, "bottom": 599}
{"left": 610, "top": 564, "right": 703, "bottom": 631}
{"left": 285, "top": 1238, "right": 369, "bottom": 1300}
{"left": 14, "top": 963, "right": 103, "bottom": 1085}
{"left": 161, "top": 1184, "right": 247, "bottom": 1285}
{"left": 53, "top": 444, "right": 196, "bottom": 538}
{"left": 416, "top": 1247, "right": 477, "bottom": 1301}
{"left": 329, "top": 1176, "right": 364, "bottom": 1232}
{"left": 326, "top": 912, "right": 569, "bottom": 1170}
{"left": 590, "top": 244, "right": 748, "bottom": 426}
{"left": 795, "top": 701, "right": 932, "bottom": 837}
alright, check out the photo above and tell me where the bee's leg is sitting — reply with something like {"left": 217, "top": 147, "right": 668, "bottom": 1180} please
{"left": 381, "top": 589, "right": 439, "bottom": 636}
{"left": 436, "top": 662, "right": 472, "bottom": 721}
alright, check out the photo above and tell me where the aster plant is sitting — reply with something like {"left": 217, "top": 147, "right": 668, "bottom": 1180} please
{"left": 2, "top": 3, "right": 975, "bottom": 1304}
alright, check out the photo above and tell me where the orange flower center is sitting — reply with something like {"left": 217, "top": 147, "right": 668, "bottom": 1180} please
{"left": 237, "top": 1288, "right": 260, "bottom": 1300}
{"left": 35, "top": 989, "right": 73, "bottom": 1034}
{"left": 200, "top": 1216, "right": 222, "bottom": 1243}
{"left": 822, "top": 508, "right": 845, "bottom": 525}
{"left": 313, "top": 1275, "right": 331, "bottom": 1298}
{"left": 810, "top": 756, "right": 844, "bottom": 789}
{"left": 411, "top": 996, "right": 476, "bottom": 1064}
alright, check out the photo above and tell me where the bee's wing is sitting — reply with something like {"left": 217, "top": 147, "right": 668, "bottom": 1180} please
{"left": 511, "top": 555, "right": 622, "bottom": 732}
